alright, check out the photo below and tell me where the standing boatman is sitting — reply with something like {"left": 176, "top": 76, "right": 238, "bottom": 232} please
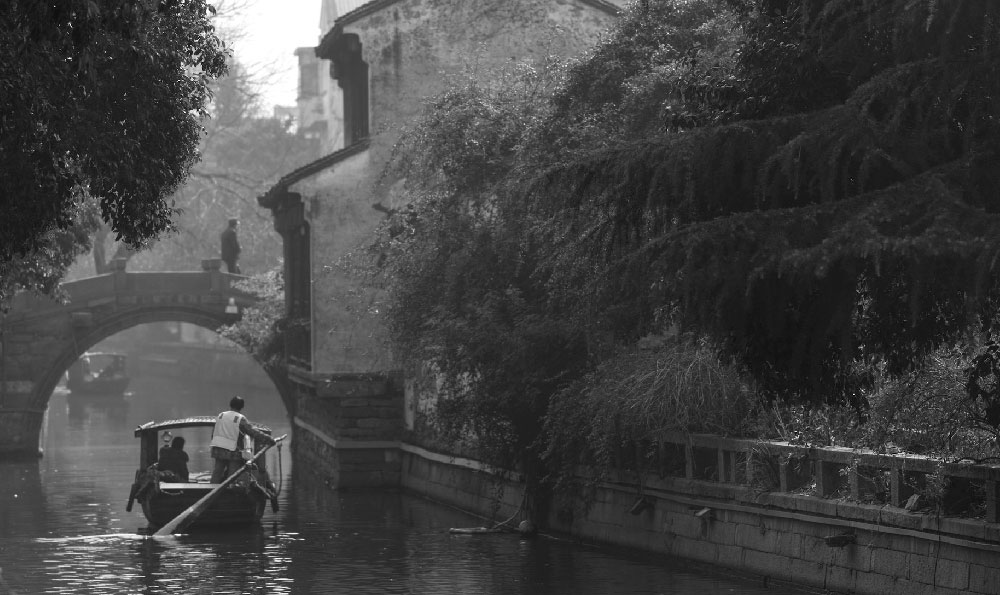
{"left": 210, "top": 395, "right": 275, "bottom": 483}
{"left": 220, "top": 217, "right": 241, "bottom": 273}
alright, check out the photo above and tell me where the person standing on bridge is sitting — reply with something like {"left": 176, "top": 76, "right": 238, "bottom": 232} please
{"left": 220, "top": 217, "right": 241, "bottom": 273}
{"left": 210, "top": 395, "right": 275, "bottom": 483}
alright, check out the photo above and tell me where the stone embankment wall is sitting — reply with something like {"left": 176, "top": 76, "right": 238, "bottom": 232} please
{"left": 398, "top": 432, "right": 1000, "bottom": 595}
{"left": 296, "top": 377, "right": 1000, "bottom": 593}
{"left": 291, "top": 374, "right": 404, "bottom": 488}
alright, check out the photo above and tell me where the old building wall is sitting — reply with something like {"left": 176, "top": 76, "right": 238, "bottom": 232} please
{"left": 285, "top": 147, "right": 387, "bottom": 374}
{"left": 344, "top": 0, "right": 617, "bottom": 157}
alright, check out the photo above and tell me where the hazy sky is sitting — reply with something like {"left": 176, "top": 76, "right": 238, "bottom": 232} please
{"left": 224, "top": 0, "right": 323, "bottom": 112}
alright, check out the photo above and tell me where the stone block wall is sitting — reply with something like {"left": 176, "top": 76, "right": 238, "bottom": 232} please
{"left": 293, "top": 425, "right": 402, "bottom": 488}
{"left": 0, "top": 408, "right": 44, "bottom": 457}
{"left": 290, "top": 372, "right": 404, "bottom": 488}
{"left": 559, "top": 476, "right": 1000, "bottom": 595}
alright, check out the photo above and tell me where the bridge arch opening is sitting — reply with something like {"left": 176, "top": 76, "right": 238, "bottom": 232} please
{"left": 36, "top": 307, "right": 295, "bottom": 435}
{"left": 0, "top": 268, "right": 291, "bottom": 458}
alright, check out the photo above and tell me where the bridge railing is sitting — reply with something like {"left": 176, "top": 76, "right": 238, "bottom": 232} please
{"left": 6, "top": 260, "right": 254, "bottom": 319}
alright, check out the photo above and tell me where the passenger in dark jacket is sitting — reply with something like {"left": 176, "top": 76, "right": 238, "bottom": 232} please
{"left": 158, "top": 436, "right": 190, "bottom": 482}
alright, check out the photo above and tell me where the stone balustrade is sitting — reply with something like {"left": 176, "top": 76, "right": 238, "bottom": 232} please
{"left": 608, "top": 431, "right": 1000, "bottom": 524}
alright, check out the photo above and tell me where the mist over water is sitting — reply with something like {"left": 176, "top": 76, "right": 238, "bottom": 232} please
{"left": 0, "top": 365, "right": 810, "bottom": 594}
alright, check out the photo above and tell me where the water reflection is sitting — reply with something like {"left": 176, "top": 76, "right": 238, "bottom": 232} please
{"left": 0, "top": 374, "right": 811, "bottom": 594}
{"left": 66, "top": 393, "right": 129, "bottom": 427}
{"left": 129, "top": 530, "right": 283, "bottom": 594}
{"left": 0, "top": 457, "right": 44, "bottom": 537}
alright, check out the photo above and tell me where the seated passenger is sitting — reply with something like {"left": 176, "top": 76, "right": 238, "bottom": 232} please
{"left": 98, "top": 358, "right": 124, "bottom": 379}
{"left": 157, "top": 436, "right": 190, "bottom": 482}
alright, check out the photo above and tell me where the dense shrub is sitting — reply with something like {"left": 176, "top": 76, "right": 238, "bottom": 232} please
{"left": 859, "top": 348, "right": 1000, "bottom": 461}
{"left": 757, "top": 344, "right": 1000, "bottom": 462}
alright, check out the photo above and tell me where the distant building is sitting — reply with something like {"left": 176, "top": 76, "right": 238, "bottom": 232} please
{"left": 294, "top": 46, "right": 328, "bottom": 142}
{"left": 294, "top": 0, "right": 348, "bottom": 151}
{"left": 271, "top": 105, "right": 298, "bottom": 130}
{"left": 260, "top": 0, "right": 622, "bottom": 393}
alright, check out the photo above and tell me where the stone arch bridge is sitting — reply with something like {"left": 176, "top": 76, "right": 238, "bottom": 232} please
{"left": 0, "top": 259, "right": 291, "bottom": 457}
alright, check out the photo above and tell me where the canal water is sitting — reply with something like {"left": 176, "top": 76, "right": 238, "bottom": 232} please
{"left": 0, "top": 372, "right": 814, "bottom": 594}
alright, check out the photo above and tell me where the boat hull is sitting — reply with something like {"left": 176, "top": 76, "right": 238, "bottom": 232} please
{"left": 67, "top": 352, "right": 130, "bottom": 395}
{"left": 139, "top": 482, "right": 267, "bottom": 529}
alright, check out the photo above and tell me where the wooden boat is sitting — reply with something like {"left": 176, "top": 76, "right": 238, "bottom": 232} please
{"left": 67, "top": 351, "right": 130, "bottom": 396}
{"left": 127, "top": 417, "right": 280, "bottom": 529}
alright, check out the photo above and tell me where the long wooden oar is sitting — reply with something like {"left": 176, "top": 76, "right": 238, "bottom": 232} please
{"left": 154, "top": 434, "right": 286, "bottom": 536}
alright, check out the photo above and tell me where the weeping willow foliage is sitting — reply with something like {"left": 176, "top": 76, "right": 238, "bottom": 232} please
{"left": 521, "top": 0, "right": 1000, "bottom": 400}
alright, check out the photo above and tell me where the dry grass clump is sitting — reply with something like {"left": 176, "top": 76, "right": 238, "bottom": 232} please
{"left": 543, "top": 334, "right": 759, "bottom": 481}
{"left": 594, "top": 335, "right": 758, "bottom": 439}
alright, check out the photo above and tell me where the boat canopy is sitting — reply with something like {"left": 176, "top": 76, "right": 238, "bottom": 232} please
{"left": 135, "top": 416, "right": 272, "bottom": 437}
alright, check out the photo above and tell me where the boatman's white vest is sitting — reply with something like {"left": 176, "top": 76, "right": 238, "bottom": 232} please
{"left": 210, "top": 410, "right": 246, "bottom": 451}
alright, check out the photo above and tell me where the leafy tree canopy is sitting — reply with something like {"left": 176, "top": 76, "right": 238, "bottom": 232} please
{"left": 373, "top": 60, "right": 589, "bottom": 469}
{"left": 218, "top": 266, "right": 286, "bottom": 368}
{"left": 0, "top": 0, "right": 228, "bottom": 298}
